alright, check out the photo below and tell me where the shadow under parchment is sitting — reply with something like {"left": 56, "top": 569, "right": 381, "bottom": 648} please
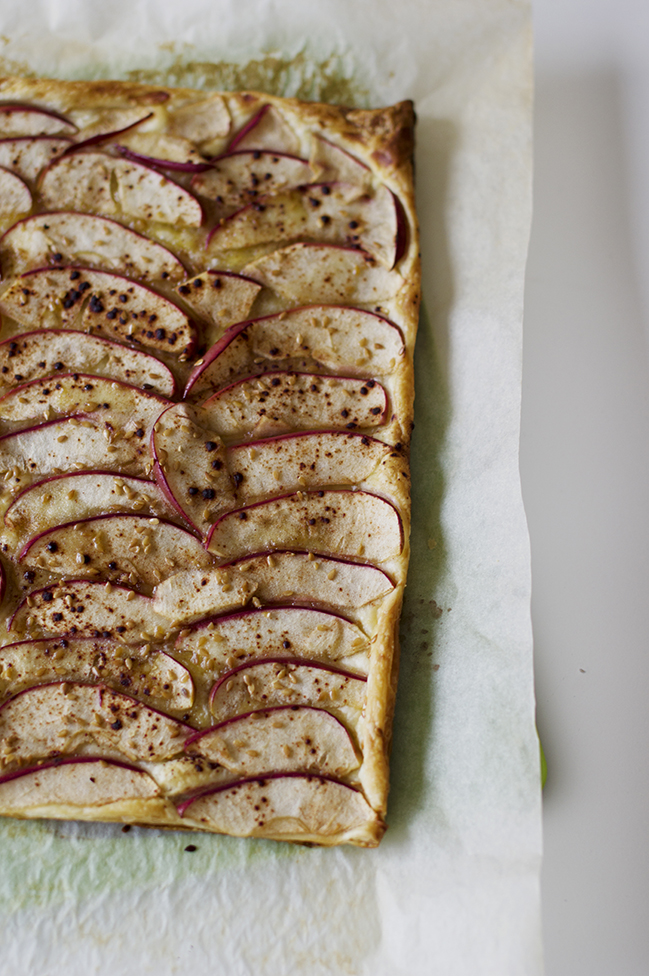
{"left": 384, "top": 117, "right": 457, "bottom": 838}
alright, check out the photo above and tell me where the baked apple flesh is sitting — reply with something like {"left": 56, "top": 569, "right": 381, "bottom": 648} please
{"left": 9, "top": 580, "right": 170, "bottom": 643}
{"left": 207, "top": 490, "right": 403, "bottom": 563}
{"left": 0, "top": 637, "right": 194, "bottom": 713}
{"left": 209, "top": 658, "right": 366, "bottom": 723}
{"left": 0, "top": 372, "right": 170, "bottom": 435}
{"left": 209, "top": 182, "right": 399, "bottom": 268}
{"left": 0, "top": 212, "right": 186, "bottom": 280}
{"left": 185, "top": 705, "right": 360, "bottom": 777}
{"left": 0, "top": 330, "right": 176, "bottom": 397}
{"left": 244, "top": 243, "right": 403, "bottom": 304}
{"left": 0, "top": 137, "right": 73, "bottom": 182}
{"left": 198, "top": 371, "right": 387, "bottom": 437}
{"left": 0, "top": 758, "right": 162, "bottom": 811}
{"left": 227, "top": 104, "right": 301, "bottom": 155}
{"left": 191, "top": 151, "right": 313, "bottom": 210}
{"left": 19, "top": 514, "right": 213, "bottom": 590}
{"left": 0, "top": 682, "right": 192, "bottom": 767}
{"left": 0, "top": 103, "right": 77, "bottom": 137}
{"left": 177, "top": 773, "right": 378, "bottom": 840}
{"left": 183, "top": 306, "right": 404, "bottom": 398}
{"left": 309, "top": 136, "right": 371, "bottom": 187}
{"left": 174, "top": 270, "right": 261, "bottom": 334}
{"left": 151, "top": 403, "right": 234, "bottom": 535}
{"left": 4, "top": 472, "right": 177, "bottom": 539}
{"left": 154, "top": 552, "right": 394, "bottom": 623}
{"left": 0, "top": 266, "right": 196, "bottom": 356}
{"left": 174, "top": 606, "right": 370, "bottom": 671}
{"left": 0, "top": 416, "right": 153, "bottom": 483}
{"left": 38, "top": 152, "right": 203, "bottom": 227}
{"left": 0, "top": 168, "right": 32, "bottom": 216}
{"left": 227, "top": 431, "right": 392, "bottom": 499}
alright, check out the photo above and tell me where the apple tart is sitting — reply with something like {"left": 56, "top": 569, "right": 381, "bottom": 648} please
{"left": 0, "top": 77, "right": 420, "bottom": 846}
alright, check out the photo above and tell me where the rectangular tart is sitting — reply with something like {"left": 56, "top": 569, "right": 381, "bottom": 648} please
{"left": 0, "top": 76, "right": 420, "bottom": 846}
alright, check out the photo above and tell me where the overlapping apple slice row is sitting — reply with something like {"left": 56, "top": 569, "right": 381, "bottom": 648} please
{"left": 0, "top": 667, "right": 374, "bottom": 835}
{"left": 183, "top": 304, "right": 405, "bottom": 398}
{"left": 0, "top": 372, "right": 403, "bottom": 534}
{"left": 0, "top": 663, "right": 373, "bottom": 833}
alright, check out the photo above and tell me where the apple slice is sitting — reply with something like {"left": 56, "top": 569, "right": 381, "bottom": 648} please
{"left": 66, "top": 107, "right": 151, "bottom": 141}
{"left": 183, "top": 306, "right": 404, "bottom": 397}
{"left": 0, "top": 266, "right": 196, "bottom": 355}
{"left": 0, "top": 167, "right": 32, "bottom": 215}
{"left": 177, "top": 773, "right": 379, "bottom": 840}
{"left": 115, "top": 131, "right": 208, "bottom": 168}
{"left": 19, "top": 514, "right": 213, "bottom": 589}
{"left": 244, "top": 243, "right": 403, "bottom": 304}
{"left": 207, "top": 490, "right": 403, "bottom": 563}
{"left": 154, "top": 553, "right": 394, "bottom": 622}
{"left": 152, "top": 568, "right": 256, "bottom": 625}
{"left": 0, "top": 559, "right": 5, "bottom": 605}
{"left": 228, "top": 551, "right": 394, "bottom": 610}
{"left": 199, "top": 372, "right": 387, "bottom": 437}
{"left": 38, "top": 152, "right": 203, "bottom": 227}
{"left": 209, "top": 658, "right": 366, "bottom": 722}
{"left": 0, "top": 137, "right": 73, "bottom": 182}
{"left": 0, "top": 637, "right": 194, "bottom": 713}
{"left": 0, "top": 103, "right": 77, "bottom": 137}
{"left": 9, "top": 580, "right": 171, "bottom": 643}
{"left": 0, "top": 330, "right": 176, "bottom": 397}
{"left": 0, "top": 416, "right": 154, "bottom": 483}
{"left": 209, "top": 182, "right": 399, "bottom": 267}
{"left": 166, "top": 93, "right": 230, "bottom": 146}
{"left": 227, "top": 431, "right": 393, "bottom": 499}
{"left": 151, "top": 403, "right": 235, "bottom": 534}
{"left": 174, "top": 270, "right": 261, "bottom": 333}
{"left": 185, "top": 705, "right": 359, "bottom": 777}
{"left": 0, "top": 372, "right": 170, "bottom": 435}
{"left": 191, "top": 151, "right": 313, "bottom": 209}
{"left": 0, "top": 758, "right": 162, "bottom": 811}
{"left": 0, "top": 682, "right": 192, "bottom": 765}
{"left": 175, "top": 606, "right": 370, "bottom": 670}
{"left": 309, "top": 136, "right": 372, "bottom": 187}
{"left": 4, "top": 472, "right": 176, "bottom": 538}
{"left": 227, "top": 104, "right": 300, "bottom": 154}
{"left": 0, "top": 212, "right": 186, "bottom": 280}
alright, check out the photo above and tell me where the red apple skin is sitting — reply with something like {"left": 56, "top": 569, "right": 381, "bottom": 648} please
{"left": 0, "top": 103, "right": 77, "bottom": 135}
{"left": 115, "top": 145, "right": 212, "bottom": 173}
{"left": 392, "top": 190, "right": 408, "bottom": 267}
{"left": 60, "top": 113, "right": 153, "bottom": 155}
{"left": 0, "top": 755, "right": 148, "bottom": 787}
{"left": 226, "top": 105, "right": 269, "bottom": 152}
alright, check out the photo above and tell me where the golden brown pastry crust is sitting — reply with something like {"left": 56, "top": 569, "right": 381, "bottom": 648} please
{"left": 0, "top": 76, "right": 420, "bottom": 847}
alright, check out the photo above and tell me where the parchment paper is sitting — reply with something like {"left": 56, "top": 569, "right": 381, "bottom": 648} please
{"left": 0, "top": 2, "right": 541, "bottom": 973}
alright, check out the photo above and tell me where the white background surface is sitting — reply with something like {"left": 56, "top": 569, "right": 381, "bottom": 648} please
{"left": 522, "top": 1, "right": 649, "bottom": 973}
